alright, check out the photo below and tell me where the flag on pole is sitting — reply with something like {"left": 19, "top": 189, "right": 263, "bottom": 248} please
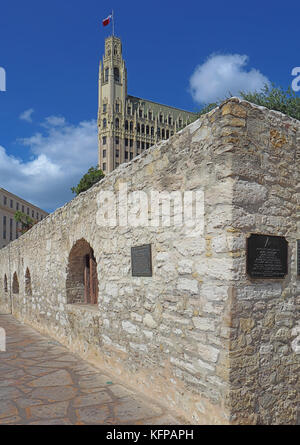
{"left": 102, "top": 14, "right": 112, "bottom": 27}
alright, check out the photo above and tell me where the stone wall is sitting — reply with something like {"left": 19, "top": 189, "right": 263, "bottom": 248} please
{"left": 0, "top": 98, "right": 299, "bottom": 424}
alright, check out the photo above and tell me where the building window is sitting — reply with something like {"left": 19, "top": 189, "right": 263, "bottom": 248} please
{"left": 114, "top": 67, "right": 120, "bottom": 82}
{"left": 115, "top": 136, "right": 119, "bottom": 145}
{"left": 16, "top": 203, "right": 19, "bottom": 211}
{"left": 125, "top": 138, "right": 128, "bottom": 147}
{"left": 32, "top": 210, "right": 34, "bottom": 218}
{"left": 103, "top": 118, "right": 107, "bottom": 129}
{"left": 142, "top": 142, "right": 145, "bottom": 150}
{"left": 10, "top": 199, "right": 13, "bottom": 208}
{"left": 178, "top": 119, "right": 182, "bottom": 128}
{"left": 146, "top": 143, "right": 150, "bottom": 149}
{"left": 116, "top": 162, "right": 119, "bottom": 167}
{"left": 103, "top": 163, "right": 106, "bottom": 171}
{"left": 115, "top": 118, "right": 119, "bottom": 128}
{"left": 168, "top": 116, "right": 172, "bottom": 125}
{"left": 166, "top": 130, "right": 169, "bottom": 139}
{"left": 130, "top": 139, "right": 133, "bottom": 148}
{"left": 125, "top": 120, "right": 128, "bottom": 130}
{"left": 103, "top": 150, "right": 106, "bottom": 158}
{"left": 10, "top": 218, "right": 13, "bottom": 241}
{"left": 116, "top": 103, "right": 120, "bottom": 113}
{"left": 102, "top": 136, "right": 107, "bottom": 145}
{"left": 3, "top": 216, "right": 6, "bottom": 239}
{"left": 151, "top": 127, "right": 154, "bottom": 136}
{"left": 116, "top": 149, "right": 119, "bottom": 158}
{"left": 146, "top": 125, "right": 149, "bottom": 135}
{"left": 27, "top": 208, "right": 29, "bottom": 215}
{"left": 130, "top": 121, "right": 133, "bottom": 132}
{"left": 127, "top": 106, "right": 131, "bottom": 115}
{"left": 157, "top": 127, "right": 161, "bottom": 137}
{"left": 3, "top": 196, "right": 7, "bottom": 205}
{"left": 22, "top": 205, "right": 24, "bottom": 212}
{"left": 159, "top": 114, "right": 163, "bottom": 123}
{"left": 139, "top": 109, "right": 143, "bottom": 118}
{"left": 130, "top": 152, "right": 133, "bottom": 160}
{"left": 137, "top": 123, "right": 140, "bottom": 133}
{"left": 141, "top": 124, "right": 145, "bottom": 134}
{"left": 105, "top": 68, "right": 109, "bottom": 82}
{"left": 162, "top": 129, "right": 165, "bottom": 139}
{"left": 136, "top": 140, "right": 140, "bottom": 149}
{"left": 149, "top": 111, "right": 152, "bottom": 120}
{"left": 103, "top": 104, "right": 107, "bottom": 113}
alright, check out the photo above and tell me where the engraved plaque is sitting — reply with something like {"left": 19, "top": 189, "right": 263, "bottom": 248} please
{"left": 131, "top": 244, "right": 152, "bottom": 277}
{"left": 246, "top": 234, "right": 288, "bottom": 279}
{"left": 297, "top": 240, "right": 300, "bottom": 276}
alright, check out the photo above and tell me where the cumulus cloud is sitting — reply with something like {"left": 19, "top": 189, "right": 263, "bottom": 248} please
{"left": 189, "top": 54, "right": 270, "bottom": 104}
{"left": 0, "top": 117, "right": 98, "bottom": 212}
{"left": 19, "top": 108, "right": 34, "bottom": 123}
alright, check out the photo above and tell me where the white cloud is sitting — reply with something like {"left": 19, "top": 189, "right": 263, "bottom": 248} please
{"left": 19, "top": 108, "right": 34, "bottom": 123}
{"left": 189, "top": 54, "right": 270, "bottom": 104}
{"left": 0, "top": 117, "right": 98, "bottom": 212}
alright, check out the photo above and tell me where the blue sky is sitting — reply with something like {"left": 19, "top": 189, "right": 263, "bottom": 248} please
{"left": 0, "top": 0, "right": 299, "bottom": 212}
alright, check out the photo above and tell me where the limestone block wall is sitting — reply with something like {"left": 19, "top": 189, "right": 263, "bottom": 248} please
{"left": 0, "top": 98, "right": 299, "bottom": 424}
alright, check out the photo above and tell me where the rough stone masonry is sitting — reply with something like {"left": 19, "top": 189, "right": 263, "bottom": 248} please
{"left": 0, "top": 98, "right": 299, "bottom": 424}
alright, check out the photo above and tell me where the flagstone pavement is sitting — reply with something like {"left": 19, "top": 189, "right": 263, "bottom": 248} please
{"left": 0, "top": 315, "right": 187, "bottom": 425}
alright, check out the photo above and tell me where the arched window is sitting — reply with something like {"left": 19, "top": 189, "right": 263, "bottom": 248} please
{"left": 125, "top": 120, "right": 128, "bottom": 130}
{"left": 162, "top": 129, "right": 165, "bottom": 139}
{"left": 103, "top": 118, "right": 107, "bottom": 129}
{"left": 105, "top": 68, "right": 109, "bottom": 83}
{"left": 4, "top": 274, "right": 7, "bottom": 293}
{"left": 146, "top": 125, "right": 149, "bottom": 135}
{"left": 115, "top": 118, "right": 119, "bottom": 129}
{"left": 130, "top": 121, "right": 133, "bottom": 132}
{"left": 141, "top": 124, "right": 145, "bottom": 134}
{"left": 25, "top": 268, "right": 32, "bottom": 296}
{"left": 66, "top": 239, "right": 99, "bottom": 305}
{"left": 114, "top": 67, "right": 120, "bottom": 82}
{"left": 151, "top": 127, "right": 154, "bottom": 136}
{"left": 137, "top": 123, "right": 140, "bottom": 133}
{"left": 12, "top": 272, "right": 19, "bottom": 295}
{"left": 166, "top": 130, "right": 169, "bottom": 139}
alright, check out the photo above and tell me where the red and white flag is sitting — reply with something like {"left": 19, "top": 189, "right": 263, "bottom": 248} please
{"left": 102, "top": 14, "right": 112, "bottom": 27}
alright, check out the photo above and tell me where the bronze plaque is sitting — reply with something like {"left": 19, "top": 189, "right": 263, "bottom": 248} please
{"left": 246, "top": 234, "right": 288, "bottom": 279}
{"left": 131, "top": 244, "right": 152, "bottom": 277}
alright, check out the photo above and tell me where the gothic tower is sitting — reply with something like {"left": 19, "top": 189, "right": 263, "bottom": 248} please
{"left": 98, "top": 36, "right": 197, "bottom": 174}
{"left": 98, "top": 36, "right": 127, "bottom": 172}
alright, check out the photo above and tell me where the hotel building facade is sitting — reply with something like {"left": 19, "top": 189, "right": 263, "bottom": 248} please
{"left": 0, "top": 188, "right": 48, "bottom": 249}
{"left": 98, "top": 36, "right": 198, "bottom": 173}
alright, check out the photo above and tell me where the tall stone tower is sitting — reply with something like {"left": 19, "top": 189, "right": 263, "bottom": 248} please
{"left": 98, "top": 36, "right": 197, "bottom": 174}
{"left": 98, "top": 36, "right": 127, "bottom": 173}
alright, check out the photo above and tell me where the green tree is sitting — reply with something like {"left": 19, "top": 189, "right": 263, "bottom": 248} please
{"left": 197, "top": 84, "right": 300, "bottom": 121}
{"left": 71, "top": 166, "right": 105, "bottom": 196}
{"left": 14, "top": 211, "right": 36, "bottom": 235}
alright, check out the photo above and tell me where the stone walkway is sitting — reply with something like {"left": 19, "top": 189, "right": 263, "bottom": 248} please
{"left": 0, "top": 315, "right": 185, "bottom": 425}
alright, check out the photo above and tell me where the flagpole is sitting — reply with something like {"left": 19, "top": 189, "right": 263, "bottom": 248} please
{"left": 112, "top": 10, "right": 115, "bottom": 36}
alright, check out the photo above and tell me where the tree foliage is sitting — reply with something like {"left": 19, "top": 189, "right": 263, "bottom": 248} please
{"left": 197, "top": 84, "right": 300, "bottom": 121}
{"left": 14, "top": 211, "right": 36, "bottom": 235}
{"left": 71, "top": 166, "right": 105, "bottom": 196}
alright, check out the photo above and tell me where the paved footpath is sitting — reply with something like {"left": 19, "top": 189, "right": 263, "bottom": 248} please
{"left": 0, "top": 315, "right": 186, "bottom": 425}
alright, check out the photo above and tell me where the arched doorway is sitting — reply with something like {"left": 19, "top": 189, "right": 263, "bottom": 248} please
{"left": 12, "top": 272, "right": 19, "bottom": 295}
{"left": 25, "top": 268, "right": 32, "bottom": 296}
{"left": 66, "top": 239, "right": 99, "bottom": 305}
